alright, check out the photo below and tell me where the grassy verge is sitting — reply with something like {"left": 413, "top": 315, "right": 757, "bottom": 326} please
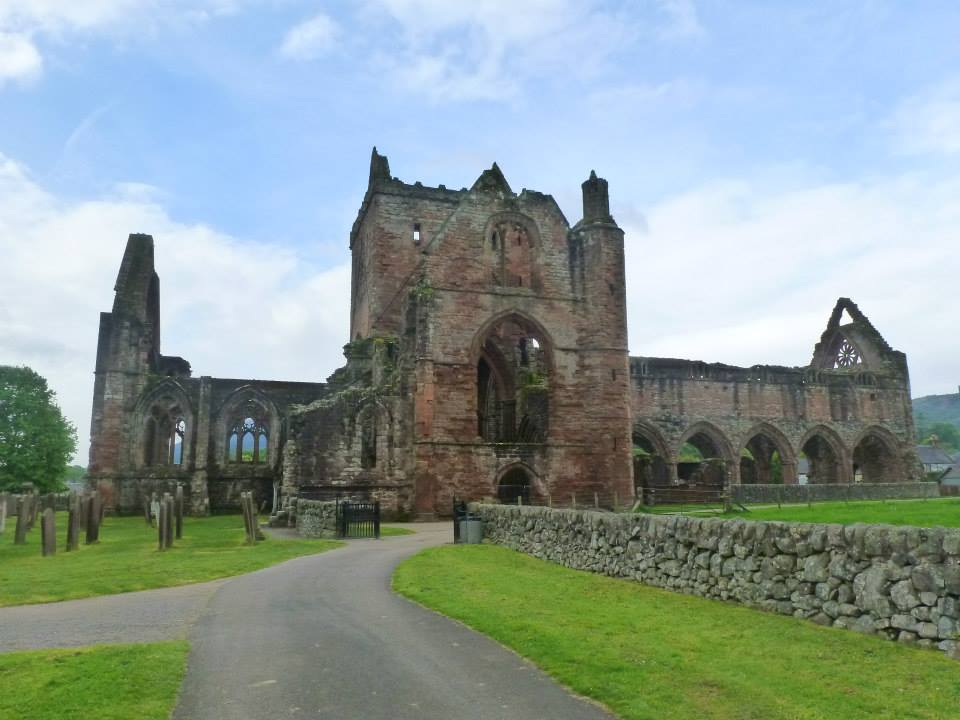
{"left": 394, "top": 544, "right": 960, "bottom": 720}
{"left": 638, "top": 497, "right": 960, "bottom": 527}
{"left": 0, "top": 514, "right": 341, "bottom": 607}
{"left": 0, "top": 642, "right": 188, "bottom": 720}
{"left": 381, "top": 525, "right": 415, "bottom": 536}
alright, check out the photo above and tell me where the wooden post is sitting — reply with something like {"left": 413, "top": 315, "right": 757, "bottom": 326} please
{"left": 14, "top": 496, "right": 28, "bottom": 545}
{"left": 41, "top": 508, "right": 56, "bottom": 557}
{"left": 594, "top": 491, "right": 599, "bottom": 509}
{"left": 571, "top": 493, "right": 577, "bottom": 509}
{"left": 547, "top": 493, "right": 552, "bottom": 508}
{"left": 86, "top": 493, "right": 101, "bottom": 544}
{"left": 175, "top": 485, "right": 184, "bottom": 540}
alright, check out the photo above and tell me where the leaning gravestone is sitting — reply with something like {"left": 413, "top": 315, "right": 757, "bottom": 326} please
{"left": 41, "top": 508, "right": 56, "bottom": 557}
{"left": 14, "top": 496, "right": 29, "bottom": 545}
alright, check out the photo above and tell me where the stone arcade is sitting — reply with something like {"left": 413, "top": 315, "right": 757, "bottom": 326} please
{"left": 86, "top": 149, "right": 920, "bottom": 517}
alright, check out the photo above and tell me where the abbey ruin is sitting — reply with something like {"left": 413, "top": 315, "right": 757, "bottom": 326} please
{"left": 86, "top": 150, "right": 920, "bottom": 517}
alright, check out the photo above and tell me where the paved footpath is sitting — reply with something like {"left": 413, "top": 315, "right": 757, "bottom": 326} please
{"left": 173, "top": 523, "right": 613, "bottom": 719}
{"left": 1, "top": 524, "right": 613, "bottom": 719}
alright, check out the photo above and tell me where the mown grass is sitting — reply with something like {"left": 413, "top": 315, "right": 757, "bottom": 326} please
{"left": 381, "top": 525, "right": 415, "bottom": 536}
{"left": 394, "top": 544, "right": 960, "bottom": 720}
{"left": 0, "top": 514, "right": 341, "bottom": 607}
{"left": 0, "top": 642, "right": 188, "bottom": 720}
{"left": 640, "top": 497, "right": 960, "bottom": 528}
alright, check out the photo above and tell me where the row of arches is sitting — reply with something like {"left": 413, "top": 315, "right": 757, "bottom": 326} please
{"left": 633, "top": 421, "right": 905, "bottom": 490}
{"left": 137, "top": 383, "right": 279, "bottom": 469}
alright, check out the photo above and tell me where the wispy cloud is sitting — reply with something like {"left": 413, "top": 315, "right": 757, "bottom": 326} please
{"left": 889, "top": 79, "right": 960, "bottom": 156}
{"left": 279, "top": 13, "right": 339, "bottom": 60}
{"left": 0, "top": 31, "right": 42, "bottom": 86}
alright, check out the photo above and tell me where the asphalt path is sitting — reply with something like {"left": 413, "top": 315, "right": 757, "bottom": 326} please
{"left": 0, "top": 579, "right": 223, "bottom": 652}
{"left": 173, "top": 523, "right": 614, "bottom": 720}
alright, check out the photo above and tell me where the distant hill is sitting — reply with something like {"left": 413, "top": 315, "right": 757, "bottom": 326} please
{"left": 913, "top": 390, "right": 960, "bottom": 427}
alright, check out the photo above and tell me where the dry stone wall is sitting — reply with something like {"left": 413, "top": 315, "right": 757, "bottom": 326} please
{"left": 295, "top": 500, "right": 338, "bottom": 538}
{"left": 732, "top": 483, "right": 939, "bottom": 505}
{"left": 473, "top": 504, "right": 960, "bottom": 658}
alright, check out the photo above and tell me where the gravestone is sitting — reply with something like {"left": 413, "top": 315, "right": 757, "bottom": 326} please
{"left": 14, "top": 496, "right": 29, "bottom": 545}
{"left": 85, "top": 493, "right": 101, "bottom": 544}
{"left": 175, "top": 485, "right": 184, "bottom": 540}
{"left": 66, "top": 493, "right": 80, "bottom": 552}
{"left": 41, "top": 508, "right": 56, "bottom": 557}
{"left": 163, "top": 493, "right": 174, "bottom": 549}
{"left": 0, "top": 493, "right": 7, "bottom": 534}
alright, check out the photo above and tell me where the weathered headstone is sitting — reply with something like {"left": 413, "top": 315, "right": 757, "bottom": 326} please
{"left": 85, "top": 493, "right": 101, "bottom": 544}
{"left": 241, "top": 492, "right": 259, "bottom": 544}
{"left": 163, "top": 493, "right": 174, "bottom": 549}
{"left": 150, "top": 493, "right": 160, "bottom": 529}
{"left": 0, "top": 493, "right": 7, "bottom": 534}
{"left": 143, "top": 495, "right": 152, "bottom": 526}
{"left": 14, "top": 496, "right": 29, "bottom": 545}
{"left": 41, "top": 508, "right": 56, "bottom": 557}
{"left": 158, "top": 499, "right": 168, "bottom": 551}
{"left": 175, "top": 485, "right": 184, "bottom": 540}
{"left": 66, "top": 493, "right": 80, "bottom": 552}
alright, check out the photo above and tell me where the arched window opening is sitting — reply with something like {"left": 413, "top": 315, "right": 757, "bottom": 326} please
{"left": 226, "top": 403, "right": 270, "bottom": 464}
{"left": 143, "top": 398, "right": 187, "bottom": 467}
{"left": 800, "top": 434, "right": 842, "bottom": 484}
{"left": 476, "top": 316, "right": 548, "bottom": 443}
{"left": 498, "top": 467, "right": 531, "bottom": 505}
{"left": 740, "top": 433, "right": 785, "bottom": 484}
{"left": 853, "top": 432, "right": 900, "bottom": 484}
{"left": 487, "top": 216, "right": 538, "bottom": 290}
{"left": 677, "top": 431, "right": 727, "bottom": 487}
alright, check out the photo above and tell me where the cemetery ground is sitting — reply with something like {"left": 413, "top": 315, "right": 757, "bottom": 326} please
{"left": 394, "top": 544, "right": 960, "bottom": 720}
{"left": 640, "top": 497, "right": 960, "bottom": 528}
{"left": 0, "top": 513, "right": 343, "bottom": 607}
{"left": 0, "top": 642, "right": 187, "bottom": 720}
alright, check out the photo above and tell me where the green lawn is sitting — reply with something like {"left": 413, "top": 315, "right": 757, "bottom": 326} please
{"left": 640, "top": 497, "right": 960, "bottom": 528}
{"left": 0, "top": 514, "right": 341, "bottom": 607}
{"left": 0, "top": 642, "right": 187, "bottom": 720}
{"left": 381, "top": 525, "right": 415, "bottom": 536}
{"left": 394, "top": 545, "right": 960, "bottom": 720}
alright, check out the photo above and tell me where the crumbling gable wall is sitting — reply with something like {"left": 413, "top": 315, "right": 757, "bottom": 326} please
{"left": 629, "top": 299, "right": 919, "bottom": 491}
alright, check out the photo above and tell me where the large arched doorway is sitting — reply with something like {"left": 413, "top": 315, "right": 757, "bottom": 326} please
{"left": 676, "top": 424, "right": 732, "bottom": 488}
{"left": 633, "top": 424, "right": 672, "bottom": 494}
{"left": 800, "top": 428, "right": 846, "bottom": 484}
{"left": 739, "top": 425, "right": 797, "bottom": 485}
{"left": 853, "top": 429, "right": 901, "bottom": 483}
{"left": 476, "top": 314, "right": 550, "bottom": 443}
{"left": 497, "top": 466, "right": 532, "bottom": 505}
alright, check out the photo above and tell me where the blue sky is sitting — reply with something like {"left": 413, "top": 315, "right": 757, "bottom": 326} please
{"left": 1, "top": 1, "right": 959, "bottom": 461}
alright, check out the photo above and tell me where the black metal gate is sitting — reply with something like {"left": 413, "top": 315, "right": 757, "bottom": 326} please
{"left": 336, "top": 500, "right": 381, "bottom": 539}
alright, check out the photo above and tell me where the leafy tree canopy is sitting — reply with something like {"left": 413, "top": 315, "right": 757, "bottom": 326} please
{"left": 0, "top": 366, "right": 77, "bottom": 493}
{"left": 917, "top": 421, "right": 960, "bottom": 453}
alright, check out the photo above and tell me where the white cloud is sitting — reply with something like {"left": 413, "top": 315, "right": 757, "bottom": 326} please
{"left": 279, "top": 13, "right": 339, "bottom": 60}
{"left": 0, "top": 153, "right": 351, "bottom": 465}
{"left": 0, "top": 1, "right": 249, "bottom": 87}
{"left": 361, "top": 0, "right": 640, "bottom": 102}
{"left": 889, "top": 79, "right": 960, "bottom": 156}
{"left": 0, "top": 31, "right": 41, "bottom": 85}
{"left": 621, "top": 170, "right": 960, "bottom": 398}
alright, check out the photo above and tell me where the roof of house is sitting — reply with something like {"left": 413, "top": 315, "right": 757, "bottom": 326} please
{"left": 916, "top": 445, "right": 955, "bottom": 465}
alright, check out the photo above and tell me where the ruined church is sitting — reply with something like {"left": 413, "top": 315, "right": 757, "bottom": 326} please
{"left": 87, "top": 150, "right": 920, "bottom": 517}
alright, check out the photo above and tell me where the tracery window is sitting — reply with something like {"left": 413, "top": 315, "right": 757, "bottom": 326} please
{"left": 143, "top": 399, "right": 187, "bottom": 466}
{"left": 226, "top": 401, "right": 270, "bottom": 464}
{"left": 833, "top": 339, "right": 862, "bottom": 368}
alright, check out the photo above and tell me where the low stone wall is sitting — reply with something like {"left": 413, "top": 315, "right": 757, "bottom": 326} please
{"left": 473, "top": 504, "right": 960, "bottom": 658}
{"left": 295, "top": 499, "right": 338, "bottom": 538}
{"left": 732, "top": 482, "right": 940, "bottom": 505}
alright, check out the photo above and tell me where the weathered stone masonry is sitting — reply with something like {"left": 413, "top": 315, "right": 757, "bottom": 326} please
{"left": 475, "top": 504, "right": 960, "bottom": 658}
{"left": 87, "top": 149, "right": 919, "bottom": 518}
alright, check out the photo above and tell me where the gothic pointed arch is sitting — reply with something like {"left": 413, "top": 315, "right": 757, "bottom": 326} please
{"left": 852, "top": 425, "right": 903, "bottom": 484}
{"left": 798, "top": 424, "right": 850, "bottom": 484}
{"left": 738, "top": 422, "right": 799, "bottom": 485}
{"left": 472, "top": 311, "right": 553, "bottom": 443}
{"left": 494, "top": 462, "right": 543, "bottom": 505}
{"left": 632, "top": 421, "right": 673, "bottom": 490}
{"left": 216, "top": 386, "right": 281, "bottom": 467}
{"left": 675, "top": 421, "right": 737, "bottom": 487}
{"left": 135, "top": 378, "right": 194, "bottom": 468}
